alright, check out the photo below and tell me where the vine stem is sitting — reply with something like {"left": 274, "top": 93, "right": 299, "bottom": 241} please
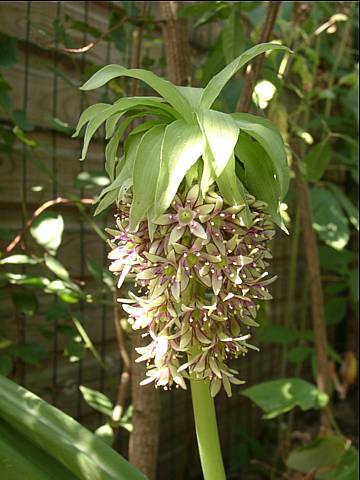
{"left": 190, "top": 379, "right": 226, "bottom": 480}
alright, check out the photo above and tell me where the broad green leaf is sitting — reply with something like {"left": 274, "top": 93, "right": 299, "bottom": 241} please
{"left": 30, "top": 212, "right": 64, "bottom": 254}
{"left": 0, "top": 254, "right": 42, "bottom": 265}
{"left": 322, "top": 446, "right": 359, "bottom": 480}
{"left": 303, "top": 139, "right": 331, "bottom": 181}
{"left": 176, "top": 86, "right": 204, "bottom": 109}
{"left": 95, "top": 424, "right": 114, "bottom": 446}
{"left": 79, "top": 97, "right": 171, "bottom": 161}
{"left": 130, "top": 125, "right": 166, "bottom": 230}
{"left": 99, "top": 132, "right": 145, "bottom": 202}
{"left": 197, "top": 109, "right": 239, "bottom": 177}
{"left": 326, "top": 183, "right": 359, "bottom": 231}
{"left": 94, "top": 189, "right": 117, "bottom": 216}
{"left": 221, "top": 5, "right": 245, "bottom": 64}
{"left": 79, "top": 386, "right": 113, "bottom": 417}
{"left": 216, "top": 154, "right": 251, "bottom": 226}
{"left": 200, "top": 143, "right": 216, "bottom": 196}
{"left": 153, "top": 120, "right": 204, "bottom": 218}
{"left": 286, "top": 436, "right": 346, "bottom": 474}
{"left": 200, "top": 43, "right": 290, "bottom": 109}
{"left": 0, "top": 376, "right": 147, "bottom": 480}
{"left": 242, "top": 378, "right": 329, "bottom": 419}
{"left": 104, "top": 114, "right": 144, "bottom": 180}
{"left": 0, "top": 418, "right": 78, "bottom": 480}
{"left": 80, "top": 65, "right": 193, "bottom": 122}
{"left": 44, "top": 255, "right": 70, "bottom": 281}
{"left": 231, "top": 113, "right": 289, "bottom": 199}
{"left": 310, "top": 187, "right": 350, "bottom": 250}
{"left": 235, "top": 132, "right": 282, "bottom": 226}
{"left": 73, "top": 103, "right": 109, "bottom": 137}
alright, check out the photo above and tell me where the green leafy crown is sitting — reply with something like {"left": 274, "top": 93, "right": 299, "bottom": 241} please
{"left": 73, "top": 42, "right": 291, "bottom": 232}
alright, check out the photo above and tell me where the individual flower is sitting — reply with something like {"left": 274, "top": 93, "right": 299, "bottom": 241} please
{"left": 154, "top": 185, "right": 212, "bottom": 244}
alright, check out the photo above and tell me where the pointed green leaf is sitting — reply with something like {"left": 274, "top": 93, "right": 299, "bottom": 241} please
{"left": 130, "top": 125, "right": 166, "bottom": 230}
{"left": 94, "top": 190, "right": 117, "bottom": 216}
{"left": 0, "top": 376, "right": 146, "bottom": 480}
{"left": 286, "top": 436, "right": 347, "bottom": 474}
{"left": 79, "top": 386, "right": 113, "bottom": 417}
{"left": 200, "top": 42, "right": 290, "bottom": 108}
{"left": 242, "top": 378, "right": 329, "bottom": 419}
{"left": 235, "top": 132, "right": 282, "bottom": 226}
{"left": 231, "top": 112, "right": 289, "bottom": 199}
{"left": 153, "top": 120, "right": 204, "bottom": 218}
{"left": 80, "top": 65, "right": 193, "bottom": 122}
{"left": 176, "top": 86, "right": 204, "bottom": 109}
{"left": 80, "top": 97, "right": 172, "bottom": 161}
{"left": 303, "top": 139, "right": 331, "bottom": 181}
{"left": 200, "top": 143, "right": 216, "bottom": 196}
{"left": 216, "top": 154, "right": 251, "bottom": 226}
{"left": 73, "top": 103, "right": 109, "bottom": 137}
{"left": 197, "top": 109, "right": 239, "bottom": 177}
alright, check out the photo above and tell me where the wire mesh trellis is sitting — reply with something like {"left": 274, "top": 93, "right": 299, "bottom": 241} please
{"left": 0, "top": 2, "right": 309, "bottom": 478}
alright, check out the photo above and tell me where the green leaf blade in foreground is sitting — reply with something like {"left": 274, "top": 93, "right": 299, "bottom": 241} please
{"left": 130, "top": 125, "right": 166, "bottom": 230}
{"left": 231, "top": 112, "right": 290, "bottom": 199}
{"left": 0, "top": 375, "right": 147, "bottom": 480}
{"left": 200, "top": 42, "right": 290, "bottom": 109}
{"left": 153, "top": 120, "right": 204, "bottom": 219}
{"left": 80, "top": 65, "right": 193, "bottom": 122}
{"left": 242, "top": 378, "right": 329, "bottom": 419}
{"left": 235, "top": 132, "right": 282, "bottom": 227}
{"left": 0, "top": 418, "right": 78, "bottom": 480}
{"left": 197, "top": 109, "right": 239, "bottom": 177}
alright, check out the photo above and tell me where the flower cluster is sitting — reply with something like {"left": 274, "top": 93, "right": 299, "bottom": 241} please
{"left": 108, "top": 185, "right": 276, "bottom": 397}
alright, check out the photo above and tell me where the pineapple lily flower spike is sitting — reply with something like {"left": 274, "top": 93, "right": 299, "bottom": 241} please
{"left": 74, "top": 42, "right": 291, "bottom": 480}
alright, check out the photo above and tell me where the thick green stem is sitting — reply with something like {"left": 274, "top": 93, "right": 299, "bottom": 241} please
{"left": 190, "top": 379, "right": 226, "bottom": 480}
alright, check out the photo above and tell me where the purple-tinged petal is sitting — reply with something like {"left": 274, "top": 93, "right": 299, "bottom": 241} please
{"left": 189, "top": 221, "right": 208, "bottom": 240}
{"left": 154, "top": 214, "right": 176, "bottom": 225}
{"left": 185, "top": 184, "right": 200, "bottom": 208}
{"left": 169, "top": 225, "right": 186, "bottom": 245}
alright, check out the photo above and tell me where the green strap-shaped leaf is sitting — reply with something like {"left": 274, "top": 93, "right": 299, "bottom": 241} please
{"left": 200, "top": 143, "right": 216, "bottom": 196}
{"left": 80, "top": 65, "right": 193, "bottom": 122}
{"left": 73, "top": 103, "right": 109, "bottom": 137}
{"left": 216, "top": 153, "right": 251, "bottom": 226}
{"left": 200, "top": 42, "right": 290, "bottom": 109}
{"left": 105, "top": 114, "right": 145, "bottom": 180}
{"left": 231, "top": 112, "right": 290, "bottom": 199}
{"left": 80, "top": 97, "right": 173, "bottom": 161}
{"left": 196, "top": 109, "right": 239, "bottom": 177}
{"left": 176, "top": 86, "right": 204, "bottom": 109}
{"left": 0, "top": 376, "right": 147, "bottom": 480}
{"left": 235, "top": 132, "right": 282, "bottom": 227}
{"left": 100, "top": 133, "right": 145, "bottom": 200}
{"left": 153, "top": 120, "right": 204, "bottom": 219}
{"left": 130, "top": 125, "right": 166, "bottom": 230}
{"left": 0, "top": 418, "right": 78, "bottom": 480}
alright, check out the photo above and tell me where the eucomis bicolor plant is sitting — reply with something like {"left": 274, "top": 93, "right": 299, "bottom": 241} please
{"left": 75, "top": 42, "right": 291, "bottom": 480}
